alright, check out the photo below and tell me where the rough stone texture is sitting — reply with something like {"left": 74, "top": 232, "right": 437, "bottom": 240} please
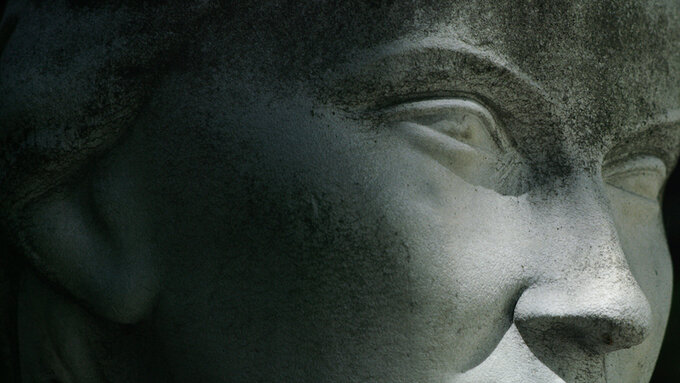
{"left": 0, "top": 1, "right": 679, "bottom": 382}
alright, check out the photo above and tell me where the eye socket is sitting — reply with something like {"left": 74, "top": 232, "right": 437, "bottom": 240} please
{"left": 377, "top": 98, "right": 524, "bottom": 195}
{"left": 380, "top": 99, "right": 504, "bottom": 155}
{"left": 603, "top": 156, "right": 667, "bottom": 201}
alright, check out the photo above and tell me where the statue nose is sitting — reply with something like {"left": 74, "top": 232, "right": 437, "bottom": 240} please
{"left": 512, "top": 175, "right": 654, "bottom": 355}
{"left": 513, "top": 274, "right": 652, "bottom": 354}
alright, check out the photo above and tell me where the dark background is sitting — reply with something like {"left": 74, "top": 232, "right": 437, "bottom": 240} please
{"left": 652, "top": 164, "right": 680, "bottom": 382}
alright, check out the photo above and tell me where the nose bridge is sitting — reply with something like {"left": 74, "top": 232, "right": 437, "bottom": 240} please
{"left": 545, "top": 177, "right": 628, "bottom": 279}
{"left": 527, "top": 174, "right": 631, "bottom": 279}
{"left": 515, "top": 175, "right": 653, "bottom": 354}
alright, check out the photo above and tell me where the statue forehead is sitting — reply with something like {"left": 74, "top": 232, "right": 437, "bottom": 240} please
{"left": 20, "top": 1, "right": 680, "bottom": 67}
{"left": 457, "top": 0, "right": 680, "bottom": 126}
{"left": 182, "top": 1, "right": 680, "bottom": 90}
{"left": 230, "top": 0, "right": 680, "bottom": 126}
{"left": 10, "top": 0, "right": 680, "bottom": 121}
{"left": 186, "top": 0, "right": 680, "bottom": 157}
{"left": 2, "top": 0, "right": 679, "bottom": 211}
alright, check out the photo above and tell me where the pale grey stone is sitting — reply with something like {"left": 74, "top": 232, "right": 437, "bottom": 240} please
{"left": 0, "top": 1, "right": 679, "bottom": 382}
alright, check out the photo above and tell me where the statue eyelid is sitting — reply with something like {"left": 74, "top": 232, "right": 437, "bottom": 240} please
{"left": 377, "top": 98, "right": 508, "bottom": 154}
{"left": 603, "top": 155, "right": 667, "bottom": 201}
{"left": 373, "top": 98, "right": 528, "bottom": 196}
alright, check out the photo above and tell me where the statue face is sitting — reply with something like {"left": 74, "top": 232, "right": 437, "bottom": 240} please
{"left": 2, "top": 1, "right": 680, "bottom": 382}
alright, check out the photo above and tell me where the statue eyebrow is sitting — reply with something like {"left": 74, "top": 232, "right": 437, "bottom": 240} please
{"left": 364, "top": 37, "right": 549, "bottom": 99}
{"left": 631, "top": 108, "right": 680, "bottom": 147}
{"left": 324, "top": 35, "right": 559, "bottom": 130}
{"left": 607, "top": 108, "right": 680, "bottom": 172}
{"left": 641, "top": 108, "right": 680, "bottom": 164}
{"left": 644, "top": 109, "right": 680, "bottom": 130}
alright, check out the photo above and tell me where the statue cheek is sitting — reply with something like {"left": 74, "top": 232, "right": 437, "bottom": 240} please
{"left": 604, "top": 187, "right": 673, "bottom": 381}
{"left": 371, "top": 162, "right": 531, "bottom": 373}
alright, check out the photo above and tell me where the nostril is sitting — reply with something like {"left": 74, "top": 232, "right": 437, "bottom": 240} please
{"left": 513, "top": 283, "right": 652, "bottom": 354}
{"left": 514, "top": 313, "right": 650, "bottom": 354}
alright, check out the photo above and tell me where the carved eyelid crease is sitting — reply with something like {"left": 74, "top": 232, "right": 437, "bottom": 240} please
{"left": 379, "top": 99, "right": 507, "bottom": 152}
{"left": 603, "top": 155, "right": 667, "bottom": 178}
{"left": 603, "top": 155, "right": 667, "bottom": 200}
{"left": 376, "top": 98, "right": 529, "bottom": 196}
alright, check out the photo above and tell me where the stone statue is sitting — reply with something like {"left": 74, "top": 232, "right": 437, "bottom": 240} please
{"left": 1, "top": 1, "right": 679, "bottom": 382}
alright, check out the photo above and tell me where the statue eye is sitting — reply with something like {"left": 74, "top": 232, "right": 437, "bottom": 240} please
{"left": 603, "top": 156, "right": 667, "bottom": 201}
{"left": 381, "top": 99, "right": 503, "bottom": 156}
{"left": 378, "top": 98, "right": 523, "bottom": 194}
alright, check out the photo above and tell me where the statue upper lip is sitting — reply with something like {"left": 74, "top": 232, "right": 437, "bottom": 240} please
{"left": 452, "top": 324, "right": 607, "bottom": 383}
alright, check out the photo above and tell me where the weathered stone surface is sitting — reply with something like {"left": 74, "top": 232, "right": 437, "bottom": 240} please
{"left": 0, "top": 1, "right": 679, "bottom": 382}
